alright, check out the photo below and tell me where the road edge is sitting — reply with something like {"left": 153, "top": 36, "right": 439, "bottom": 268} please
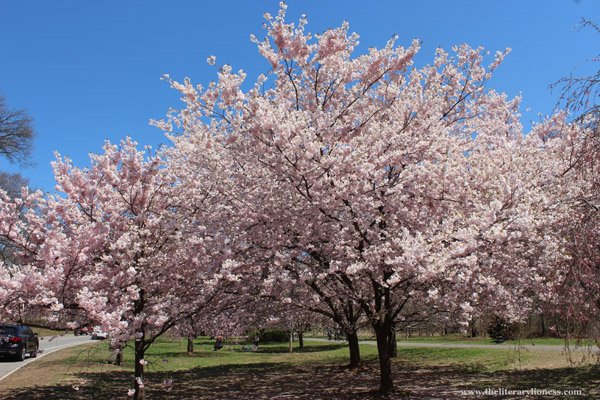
{"left": 0, "top": 338, "right": 91, "bottom": 383}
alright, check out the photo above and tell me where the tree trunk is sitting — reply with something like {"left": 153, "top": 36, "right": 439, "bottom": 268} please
{"left": 298, "top": 332, "right": 304, "bottom": 349}
{"left": 133, "top": 288, "right": 146, "bottom": 400}
{"left": 540, "top": 314, "right": 548, "bottom": 337}
{"left": 374, "top": 319, "right": 394, "bottom": 394}
{"left": 134, "top": 334, "right": 145, "bottom": 400}
{"left": 470, "top": 319, "right": 479, "bottom": 338}
{"left": 187, "top": 335, "right": 194, "bottom": 354}
{"left": 109, "top": 343, "right": 123, "bottom": 366}
{"left": 346, "top": 330, "right": 361, "bottom": 368}
{"left": 288, "top": 330, "right": 293, "bottom": 354}
{"left": 115, "top": 348, "right": 123, "bottom": 366}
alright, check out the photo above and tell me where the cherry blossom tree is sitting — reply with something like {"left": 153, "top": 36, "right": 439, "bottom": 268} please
{"left": 0, "top": 3, "right": 584, "bottom": 396}
{"left": 257, "top": 249, "right": 368, "bottom": 365}
{"left": 156, "top": 3, "right": 564, "bottom": 394}
{"left": 544, "top": 66, "right": 600, "bottom": 334}
{"left": 0, "top": 138, "right": 239, "bottom": 400}
{"left": 161, "top": 60, "right": 371, "bottom": 367}
{"left": 0, "top": 188, "right": 51, "bottom": 323}
{"left": 520, "top": 21, "right": 600, "bottom": 338}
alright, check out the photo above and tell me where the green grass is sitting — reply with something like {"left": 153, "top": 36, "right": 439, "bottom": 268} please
{"left": 2, "top": 336, "right": 599, "bottom": 399}
{"left": 506, "top": 337, "right": 597, "bottom": 346}
{"left": 62, "top": 336, "right": 569, "bottom": 376}
{"left": 395, "top": 335, "right": 595, "bottom": 346}
{"left": 395, "top": 347, "right": 530, "bottom": 372}
{"left": 338, "top": 333, "right": 595, "bottom": 346}
{"left": 64, "top": 337, "right": 376, "bottom": 374}
{"left": 7, "top": 335, "right": 535, "bottom": 386}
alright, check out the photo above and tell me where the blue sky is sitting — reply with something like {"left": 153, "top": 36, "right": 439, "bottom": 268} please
{"left": 1, "top": 0, "right": 598, "bottom": 192}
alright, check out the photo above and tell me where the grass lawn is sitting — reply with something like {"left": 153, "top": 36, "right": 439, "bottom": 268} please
{"left": 0, "top": 337, "right": 598, "bottom": 399}
{"left": 350, "top": 334, "right": 596, "bottom": 346}
{"left": 348, "top": 332, "right": 595, "bottom": 347}
{"left": 395, "top": 335, "right": 595, "bottom": 347}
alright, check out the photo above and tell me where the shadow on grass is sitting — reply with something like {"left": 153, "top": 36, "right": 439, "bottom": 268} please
{"left": 2, "top": 358, "right": 600, "bottom": 399}
{"left": 247, "top": 343, "right": 347, "bottom": 354}
{"left": 157, "top": 343, "right": 347, "bottom": 359}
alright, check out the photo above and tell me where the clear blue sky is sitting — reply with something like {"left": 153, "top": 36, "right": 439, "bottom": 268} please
{"left": 1, "top": 0, "right": 598, "bottom": 192}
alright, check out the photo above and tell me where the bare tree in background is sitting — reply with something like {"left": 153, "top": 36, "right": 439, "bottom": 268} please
{"left": 0, "top": 171, "right": 28, "bottom": 198}
{"left": 0, "top": 94, "right": 35, "bottom": 165}
{"left": 551, "top": 19, "right": 599, "bottom": 184}
{"left": 552, "top": 19, "right": 599, "bottom": 127}
{"left": 0, "top": 95, "right": 34, "bottom": 262}
{"left": 550, "top": 19, "right": 600, "bottom": 341}
{"left": 0, "top": 172, "right": 29, "bottom": 264}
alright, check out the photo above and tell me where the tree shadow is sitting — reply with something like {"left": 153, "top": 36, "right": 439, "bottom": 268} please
{"left": 0, "top": 360, "right": 375, "bottom": 399}
{"left": 2, "top": 358, "right": 599, "bottom": 399}
{"left": 391, "top": 363, "right": 600, "bottom": 399}
{"left": 245, "top": 343, "right": 347, "bottom": 354}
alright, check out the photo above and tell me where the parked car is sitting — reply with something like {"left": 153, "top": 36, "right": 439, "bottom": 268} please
{"left": 74, "top": 326, "right": 93, "bottom": 336}
{"left": 91, "top": 327, "right": 108, "bottom": 340}
{"left": 0, "top": 324, "right": 39, "bottom": 361}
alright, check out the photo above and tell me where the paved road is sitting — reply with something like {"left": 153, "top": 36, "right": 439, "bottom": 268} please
{"left": 307, "top": 337, "right": 594, "bottom": 352}
{"left": 0, "top": 334, "right": 92, "bottom": 381}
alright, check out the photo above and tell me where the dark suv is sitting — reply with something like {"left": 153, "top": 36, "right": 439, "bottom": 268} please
{"left": 0, "top": 324, "right": 39, "bottom": 361}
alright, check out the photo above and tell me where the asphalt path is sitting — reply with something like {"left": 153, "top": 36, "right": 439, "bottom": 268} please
{"left": 307, "top": 337, "right": 594, "bottom": 352}
{"left": 0, "top": 334, "right": 92, "bottom": 382}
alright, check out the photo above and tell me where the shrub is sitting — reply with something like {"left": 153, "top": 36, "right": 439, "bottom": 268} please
{"left": 254, "top": 330, "right": 289, "bottom": 343}
{"left": 487, "top": 316, "right": 519, "bottom": 341}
